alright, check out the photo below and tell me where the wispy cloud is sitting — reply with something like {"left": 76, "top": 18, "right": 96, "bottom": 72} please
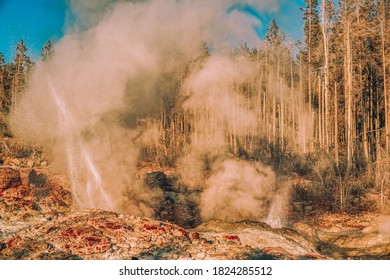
{"left": 227, "top": 3, "right": 264, "bottom": 21}
{"left": 227, "top": 3, "right": 264, "bottom": 39}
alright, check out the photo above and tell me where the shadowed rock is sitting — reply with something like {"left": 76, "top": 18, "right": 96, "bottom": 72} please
{"left": 28, "top": 169, "right": 47, "bottom": 188}
{"left": 144, "top": 171, "right": 170, "bottom": 191}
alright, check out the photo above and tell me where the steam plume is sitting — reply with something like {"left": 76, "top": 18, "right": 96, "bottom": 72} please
{"left": 11, "top": 0, "right": 291, "bottom": 224}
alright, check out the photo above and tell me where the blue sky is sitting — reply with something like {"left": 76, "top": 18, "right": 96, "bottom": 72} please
{"left": 0, "top": 0, "right": 305, "bottom": 62}
{"left": 0, "top": 0, "right": 67, "bottom": 62}
{"left": 229, "top": 0, "right": 305, "bottom": 41}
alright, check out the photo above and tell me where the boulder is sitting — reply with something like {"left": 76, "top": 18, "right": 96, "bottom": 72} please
{"left": 144, "top": 171, "right": 170, "bottom": 191}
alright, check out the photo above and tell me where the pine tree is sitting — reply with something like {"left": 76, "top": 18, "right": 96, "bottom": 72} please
{"left": 41, "top": 40, "right": 54, "bottom": 61}
{"left": 12, "top": 40, "right": 31, "bottom": 112}
{"left": 264, "top": 19, "right": 286, "bottom": 46}
{"left": 0, "top": 52, "right": 5, "bottom": 106}
{"left": 301, "top": 0, "right": 323, "bottom": 68}
{"left": 378, "top": 0, "right": 389, "bottom": 154}
{"left": 301, "top": 0, "right": 322, "bottom": 150}
{"left": 320, "top": 0, "right": 335, "bottom": 151}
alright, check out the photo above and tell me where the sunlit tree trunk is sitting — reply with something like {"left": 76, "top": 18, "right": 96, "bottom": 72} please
{"left": 380, "top": 0, "right": 389, "bottom": 154}
{"left": 321, "top": 0, "right": 330, "bottom": 152}
{"left": 334, "top": 83, "right": 339, "bottom": 167}
{"left": 345, "top": 21, "right": 354, "bottom": 171}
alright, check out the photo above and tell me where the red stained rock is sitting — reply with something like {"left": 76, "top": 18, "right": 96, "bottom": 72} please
{"left": 188, "top": 232, "right": 200, "bottom": 240}
{"left": 263, "top": 246, "right": 289, "bottom": 257}
{"left": 84, "top": 236, "right": 102, "bottom": 245}
{"left": 104, "top": 222, "right": 123, "bottom": 230}
{"left": 0, "top": 165, "right": 72, "bottom": 222}
{"left": 143, "top": 225, "right": 158, "bottom": 231}
{"left": 157, "top": 227, "right": 166, "bottom": 234}
{"left": 98, "top": 244, "right": 110, "bottom": 252}
{"left": 60, "top": 225, "right": 93, "bottom": 238}
{"left": 7, "top": 237, "right": 22, "bottom": 249}
{"left": 164, "top": 225, "right": 174, "bottom": 231}
{"left": 173, "top": 228, "right": 187, "bottom": 237}
{"left": 46, "top": 227, "right": 58, "bottom": 234}
{"left": 0, "top": 167, "right": 21, "bottom": 190}
{"left": 223, "top": 235, "right": 241, "bottom": 243}
{"left": 60, "top": 244, "right": 70, "bottom": 251}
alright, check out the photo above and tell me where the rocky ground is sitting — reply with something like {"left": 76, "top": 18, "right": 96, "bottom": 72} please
{"left": 0, "top": 158, "right": 390, "bottom": 260}
{"left": 292, "top": 213, "right": 390, "bottom": 259}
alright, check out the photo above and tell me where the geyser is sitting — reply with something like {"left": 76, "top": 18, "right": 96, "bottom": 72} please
{"left": 10, "top": 0, "right": 299, "bottom": 226}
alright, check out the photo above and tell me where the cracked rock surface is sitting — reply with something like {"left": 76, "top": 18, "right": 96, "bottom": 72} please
{"left": 1, "top": 163, "right": 389, "bottom": 260}
{"left": 0, "top": 209, "right": 324, "bottom": 260}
